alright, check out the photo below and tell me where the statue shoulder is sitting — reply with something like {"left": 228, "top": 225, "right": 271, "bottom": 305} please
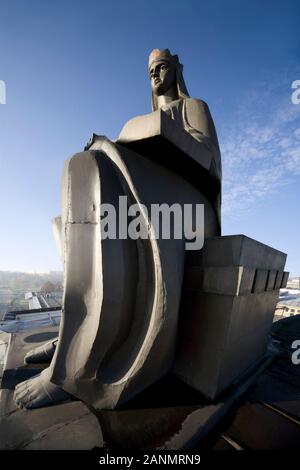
{"left": 183, "top": 98, "right": 218, "bottom": 144}
{"left": 185, "top": 97, "right": 208, "bottom": 108}
{"left": 184, "top": 98, "right": 212, "bottom": 123}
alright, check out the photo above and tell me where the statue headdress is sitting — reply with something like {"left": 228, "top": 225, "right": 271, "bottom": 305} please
{"left": 148, "top": 48, "right": 190, "bottom": 111}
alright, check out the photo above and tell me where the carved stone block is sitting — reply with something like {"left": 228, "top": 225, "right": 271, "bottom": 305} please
{"left": 174, "top": 235, "right": 287, "bottom": 400}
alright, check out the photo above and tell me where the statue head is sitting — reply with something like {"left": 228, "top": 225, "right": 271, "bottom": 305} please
{"left": 148, "top": 49, "right": 189, "bottom": 111}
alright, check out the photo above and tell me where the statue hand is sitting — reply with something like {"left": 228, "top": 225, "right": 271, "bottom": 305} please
{"left": 84, "top": 133, "right": 97, "bottom": 151}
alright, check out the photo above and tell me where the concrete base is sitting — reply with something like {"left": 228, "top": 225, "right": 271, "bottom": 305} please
{"left": 0, "top": 323, "right": 274, "bottom": 450}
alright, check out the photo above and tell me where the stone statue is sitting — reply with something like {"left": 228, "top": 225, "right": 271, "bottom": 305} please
{"left": 14, "top": 49, "right": 221, "bottom": 410}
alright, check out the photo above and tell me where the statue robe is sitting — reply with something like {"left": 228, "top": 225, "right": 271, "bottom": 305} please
{"left": 49, "top": 98, "right": 221, "bottom": 410}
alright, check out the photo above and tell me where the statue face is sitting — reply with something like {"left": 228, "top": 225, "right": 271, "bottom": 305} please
{"left": 149, "top": 60, "right": 176, "bottom": 96}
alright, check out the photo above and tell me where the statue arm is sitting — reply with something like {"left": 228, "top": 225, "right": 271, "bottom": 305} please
{"left": 116, "top": 110, "right": 161, "bottom": 144}
{"left": 184, "top": 99, "right": 220, "bottom": 152}
{"left": 184, "top": 99, "right": 221, "bottom": 181}
{"left": 117, "top": 99, "right": 219, "bottom": 154}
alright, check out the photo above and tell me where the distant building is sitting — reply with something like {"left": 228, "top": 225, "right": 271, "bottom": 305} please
{"left": 275, "top": 286, "right": 300, "bottom": 319}
{"left": 286, "top": 277, "right": 300, "bottom": 289}
{"left": 275, "top": 303, "right": 300, "bottom": 317}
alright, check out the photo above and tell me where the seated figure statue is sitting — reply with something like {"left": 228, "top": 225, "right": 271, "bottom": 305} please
{"left": 14, "top": 48, "right": 221, "bottom": 410}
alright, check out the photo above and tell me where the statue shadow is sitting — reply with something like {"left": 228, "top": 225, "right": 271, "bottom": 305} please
{"left": 1, "top": 365, "right": 47, "bottom": 390}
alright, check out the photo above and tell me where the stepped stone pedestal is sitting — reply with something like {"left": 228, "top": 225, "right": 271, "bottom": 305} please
{"left": 174, "top": 235, "right": 288, "bottom": 400}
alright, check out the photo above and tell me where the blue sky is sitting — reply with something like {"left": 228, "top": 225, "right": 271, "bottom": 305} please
{"left": 0, "top": 0, "right": 299, "bottom": 275}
